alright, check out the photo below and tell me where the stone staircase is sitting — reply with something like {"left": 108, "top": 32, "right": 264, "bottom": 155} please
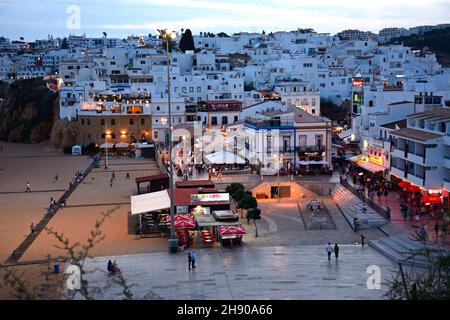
{"left": 369, "top": 234, "right": 448, "bottom": 269}
{"left": 331, "top": 185, "right": 387, "bottom": 230}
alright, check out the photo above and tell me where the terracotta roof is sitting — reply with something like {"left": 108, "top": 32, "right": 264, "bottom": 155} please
{"left": 390, "top": 128, "right": 442, "bottom": 142}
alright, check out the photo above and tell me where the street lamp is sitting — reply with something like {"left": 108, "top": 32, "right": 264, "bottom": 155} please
{"left": 273, "top": 153, "right": 283, "bottom": 202}
{"left": 158, "top": 29, "right": 178, "bottom": 253}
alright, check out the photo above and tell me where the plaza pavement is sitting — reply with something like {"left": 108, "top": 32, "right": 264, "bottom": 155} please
{"left": 79, "top": 244, "right": 397, "bottom": 300}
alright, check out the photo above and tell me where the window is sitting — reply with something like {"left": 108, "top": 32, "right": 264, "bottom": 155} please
{"left": 312, "top": 98, "right": 316, "bottom": 106}
{"left": 369, "top": 100, "right": 373, "bottom": 107}
{"left": 111, "top": 119, "right": 116, "bottom": 126}
{"left": 129, "top": 118, "right": 134, "bottom": 125}
{"left": 141, "top": 118, "right": 145, "bottom": 125}
{"left": 299, "top": 135, "right": 307, "bottom": 147}
{"left": 176, "top": 105, "right": 180, "bottom": 111}
{"left": 154, "top": 131, "right": 158, "bottom": 139}
{"left": 87, "top": 119, "right": 90, "bottom": 126}
{"left": 234, "top": 116, "right": 239, "bottom": 122}
{"left": 189, "top": 87, "right": 194, "bottom": 92}
{"left": 81, "top": 119, "right": 85, "bottom": 125}
{"left": 197, "top": 87, "right": 201, "bottom": 92}
{"left": 156, "top": 106, "right": 160, "bottom": 111}
{"left": 178, "top": 117, "right": 182, "bottom": 123}
{"left": 315, "top": 135, "right": 323, "bottom": 147}
{"left": 222, "top": 116, "right": 228, "bottom": 125}
{"left": 101, "top": 119, "right": 105, "bottom": 126}
{"left": 211, "top": 116, "right": 217, "bottom": 125}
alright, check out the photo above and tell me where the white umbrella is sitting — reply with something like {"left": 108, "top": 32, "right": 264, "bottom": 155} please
{"left": 115, "top": 142, "right": 129, "bottom": 148}
{"left": 99, "top": 143, "right": 114, "bottom": 149}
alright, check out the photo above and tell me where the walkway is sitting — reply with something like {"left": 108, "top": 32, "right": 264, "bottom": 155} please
{"left": 3, "top": 158, "right": 99, "bottom": 265}
{"left": 78, "top": 245, "right": 397, "bottom": 300}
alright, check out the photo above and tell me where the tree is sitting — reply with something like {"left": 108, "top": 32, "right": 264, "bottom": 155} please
{"left": 385, "top": 240, "right": 450, "bottom": 300}
{"left": 157, "top": 29, "right": 178, "bottom": 53}
{"left": 61, "top": 37, "right": 69, "bottom": 49}
{"left": 226, "top": 183, "right": 245, "bottom": 197}
{"left": 247, "top": 208, "right": 261, "bottom": 237}
{"left": 179, "top": 29, "right": 195, "bottom": 53}
{"left": 238, "top": 194, "right": 257, "bottom": 219}
{"left": 103, "top": 32, "right": 107, "bottom": 38}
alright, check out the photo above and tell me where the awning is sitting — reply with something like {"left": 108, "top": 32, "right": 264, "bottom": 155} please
{"left": 130, "top": 190, "right": 170, "bottom": 215}
{"left": 218, "top": 225, "right": 246, "bottom": 236}
{"left": 204, "top": 151, "right": 245, "bottom": 164}
{"left": 355, "top": 160, "right": 385, "bottom": 173}
{"left": 346, "top": 154, "right": 365, "bottom": 162}
{"left": 398, "top": 181, "right": 411, "bottom": 188}
{"left": 298, "top": 160, "right": 329, "bottom": 165}
{"left": 421, "top": 195, "right": 442, "bottom": 204}
{"left": 338, "top": 128, "right": 353, "bottom": 139}
{"left": 167, "top": 214, "right": 197, "bottom": 229}
{"left": 115, "top": 142, "right": 129, "bottom": 148}
{"left": 99, "top": 143, "right": 114, "bottom": 149}
{"left": 407, "top": 185, "right": 421, "bottom": 193}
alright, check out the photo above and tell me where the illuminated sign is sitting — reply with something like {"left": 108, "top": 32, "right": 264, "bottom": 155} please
{"left": 191, "top": 193, "right": 230, "bottom": 203}
{"left": 352, "top": 79, "right": 364, "bottom": 87}
{"left": 369, "top": 155, "right": 383, "bottom": 165}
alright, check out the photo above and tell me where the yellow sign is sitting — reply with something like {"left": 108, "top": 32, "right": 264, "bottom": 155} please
{"left": 369, "top": 155, "right": 383, "bottom": 165}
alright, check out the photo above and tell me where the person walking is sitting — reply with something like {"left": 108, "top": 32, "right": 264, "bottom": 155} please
{"left": 25, "top": 182, "right": 31, "bottom": 192}
{"left": 112, "top": 172, "right": 116, "bottom": 181}
{"left": 187, "top": 251, "right": 192, "bottom": 270}
{"left": 434, "top": 223, "right": 440, "bottom": 240}
{"left": 30, "top": 222, "right": 36, "bottom": 236}
{"left": 110, "top": 177, "right": 113, "bottom": 188}
{"left": 419, "top": 227, "right": 427, "bottom": 242}
{"left": 190, "top": 250, "right": 197, "bottom": 268}
{"left": 441, "top": 223, "right": 447, "bottom": 239}
{"left": 126, "top": 172, "right": 130, "bottom": 180}
{"left": 326, "top": 243, "right": 333, "bottom": 261}
{"left": 54, "top": 174, "right": 58, "bottom": 183}
{"left": 107, "top": 260, "right": 113, "bottom": 277}
{"left": 386, "top": 206, "right": 391, "bottom": 219}
{"left": 334, "top": 243, "right": 339, "bottom": 260}
{"left": 360, "top": 234, "right": 366, "bottom": 247}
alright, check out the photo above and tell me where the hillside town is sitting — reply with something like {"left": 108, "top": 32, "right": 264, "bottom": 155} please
{"left": 0, "top": 22, "right": 449, "bottom": 301}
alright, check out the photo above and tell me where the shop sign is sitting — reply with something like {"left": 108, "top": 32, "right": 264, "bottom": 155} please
{"left": 352, "top": 79, "right": 364, "bottom": 87}
{"left": 369, "top": 155, "right": 383, "bottom": 165}
{"left": 191, "top": 193, "right": 229, "bottom": 203}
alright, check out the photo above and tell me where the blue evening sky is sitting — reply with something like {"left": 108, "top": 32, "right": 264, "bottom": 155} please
{"left": 0, "top": 0, "right": 449, "bottom": 40}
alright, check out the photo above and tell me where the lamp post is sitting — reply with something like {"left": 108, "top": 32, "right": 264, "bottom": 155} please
{"left": 158, "top": 29, "right": 177, "bottom": 253}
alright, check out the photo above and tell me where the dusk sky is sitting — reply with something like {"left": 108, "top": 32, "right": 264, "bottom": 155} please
{"left": 1, "top": 0, "right": 449, "bottom": 40}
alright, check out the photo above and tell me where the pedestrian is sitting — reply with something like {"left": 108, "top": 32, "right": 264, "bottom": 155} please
{"left": 326, "top": 243, "right": 333, "bottom": 261}
{"left": 54, "top": 174, "right": 58, "bottom": 183}
{"left": 107, "top": 260, "right": 113, "bottom": 277}
{"left": 25, "top": 182, "right": 31, "bottom": 192}
{"left": 360, "top": 234, "right": 366, "bottom": 247}
{"left": 334, "top": 243, "right": 339, "bottom": 260}
{"left": 110, "top": 177, "right": 113, "bottom": 188}
{"left": 362, "top": 203, "right": 367, "bottom": 213}
{"left": 434, "top": 223, "right": 440, "bottom": 240}
{"left": 112, "top": 172, "right": 115, "bottom": 180}
{"left": 0, "top": 145, "right": 3, "bottom": 152}
{"left": 386, "top": 206, "right": 391, "bottom": 219}
{"left": 418, "top": 227, "right": 427, "bottom": 242}
{"left": 190, "top": 250, "right": 197, "bottom": 268}
{"left": 30, "top": 222, "right": 35, "bottom": 235}
{"left": 188, "top": 251, "right": 192, "bottom": 270}
{"left": 353, "top": 217, "right": 359, "bottom": 232}
{"left": 126, "top": 172, "right": 130, "bottom": 180}
{"left": 383, "top": 189, "right": 388, "bottom": 199}
{"left": 441, "top": 223, "right": 447, "bottom": 238}
{"left": 91, "top": 176, "right": 95, "bottom": 184}
{"left": 377, "top": 190, "right": 382, "bottom": 203}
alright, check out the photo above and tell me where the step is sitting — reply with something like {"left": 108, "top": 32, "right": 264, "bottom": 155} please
{"left": 369, "top": 239, "right": 405, "bottom": 264}
{"left": 374, "top": 238, "right": 431, "bottom": 268}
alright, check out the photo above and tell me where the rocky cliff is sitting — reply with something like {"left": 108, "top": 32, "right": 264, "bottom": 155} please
{"left": 0, "top": 78, "right": 80, "bottom": 148}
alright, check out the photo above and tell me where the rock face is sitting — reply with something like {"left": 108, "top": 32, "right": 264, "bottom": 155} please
{"left": 50, "top": 118, "right": 80, "bottom": 149}
{"left": 0, "top": 78, "right": 59, "bottom": 143}
{"left": 0, "top": 78, "right": 81, "bottom": 148}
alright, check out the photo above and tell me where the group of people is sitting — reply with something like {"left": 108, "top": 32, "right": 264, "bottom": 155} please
{"left": 47, "top": 197, "right": 58, "bottom": 215}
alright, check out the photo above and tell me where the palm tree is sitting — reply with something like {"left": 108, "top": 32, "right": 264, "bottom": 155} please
{"left": 157, "top": 29, "right": 178, "bottom": 53}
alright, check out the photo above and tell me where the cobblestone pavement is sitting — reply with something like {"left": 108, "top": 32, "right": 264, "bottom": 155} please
{"left": 80, "top": 245, "right": 397, "bottom": 300}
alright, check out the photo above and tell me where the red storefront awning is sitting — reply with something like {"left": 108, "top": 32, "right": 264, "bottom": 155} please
{"left": 398, "top": 181, "right": 411, "bottom": 188}
{"left": 421, "top": 195, "right": 441, "bottom": 204}
{"left": 218, "top": 226, "right": 246, "bottom": 236}
{"left": 407, "top": 185, "right": 421, "bottom": 193}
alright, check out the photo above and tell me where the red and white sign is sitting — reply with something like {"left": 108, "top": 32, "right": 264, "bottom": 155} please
{"left": 191, "top": 193, "right": 229, "bottom": 203}
{"left": 352, "top": 79, "right": 364, "bottom": 87}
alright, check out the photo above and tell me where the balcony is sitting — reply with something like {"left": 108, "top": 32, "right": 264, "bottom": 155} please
{"left": 444, "top": 156, "right": 450, "bottom": 169}
{"left": 245, "top": 119, "right": 294, "bottom": 128}
{"left": 296, "top": 145, "right": 326, "bottom": 153}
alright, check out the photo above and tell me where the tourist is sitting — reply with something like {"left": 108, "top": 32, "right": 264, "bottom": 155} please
{"left": 107, "top": 260, "right": 113, "bottom": 277}
{"left": 386, "top": 206, "right": 391, "bottom": 219}
{"left": 434, "top": 223, "right": 440, "bottom": 240}
{"left": 187, "top": 251, "right": 192, "bottom": 270}
{"left": 334, "top": 243, "right": 339, "bottom": 260}
{"left": 326, "top": 243, "right": 333, "bottom": 261}
{"left": 418, "top": 227, "right": 427, "bottom": 242}
{"left": 54, "top": 174, "right": 58, "bottom": 183}
{"left": 110, "top": 177, "right": 114, "bottom": 188}
{"left": 360, "top": 234, "right": 366, "bottom": 247}
{"left": 190, "top": 250, "right": 197, "bottom": 268}
{"left": 126, "top": 172, "right": 130, "bottom": 180}
{"left": 30, "top": 223, "right": 36, "bottom": 236}
{"left": 25, "top": 182, "right": 31, "bottom": 192}
{"left": 91, "top": 176, "right": 95, "bottom": 184}
{"left": 112, "top": 172, "right": 115, "bottom": 180}
{"left": 441, "top": 223, "right": 447, "bottom": 239}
